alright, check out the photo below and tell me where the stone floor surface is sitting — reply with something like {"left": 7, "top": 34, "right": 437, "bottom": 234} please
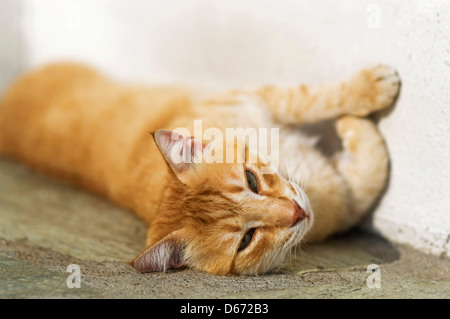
{"left": 0, "top": 158, "right": 448, "bottom": 298}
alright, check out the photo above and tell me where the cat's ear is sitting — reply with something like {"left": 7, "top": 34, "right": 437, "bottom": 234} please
{"left": 131, "top": 230, "right": 188, "bottom": 273}
{"left": 153, "top": 129, "right": 210, "bottom": 183}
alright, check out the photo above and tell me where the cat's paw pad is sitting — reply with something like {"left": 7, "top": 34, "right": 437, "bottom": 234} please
{"left": 371, "top": 65, "right": 401, "bottom": 109}
{"left": 349, "top": 65, "right": 401, "bottom": 116}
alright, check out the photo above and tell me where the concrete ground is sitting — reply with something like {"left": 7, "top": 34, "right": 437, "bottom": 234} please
{"left": 0, "top": 157, "right": 448, "bottom": 299}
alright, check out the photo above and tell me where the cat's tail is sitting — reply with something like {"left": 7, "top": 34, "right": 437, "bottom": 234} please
{"left": 334, "top": 115, "right": 389, "bottom": 229}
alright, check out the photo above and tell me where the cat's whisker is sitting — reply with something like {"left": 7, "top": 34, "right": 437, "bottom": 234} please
{"left": 267, "top": 245, "right": 283, "bottom": 271}
{"left": 266, "top": 231, "right": 295, "bottom": 272}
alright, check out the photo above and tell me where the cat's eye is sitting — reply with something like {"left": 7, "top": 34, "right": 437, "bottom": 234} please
{"left": 238, "top": 228, "right": 256, "bottom": 252}
{"left": 245, "top": 170, "right": 258, "bottom": 193}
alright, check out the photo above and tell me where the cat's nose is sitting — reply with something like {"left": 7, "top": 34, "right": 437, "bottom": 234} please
{"left": 291, "top": 201, "right": 307, "bottom": 227}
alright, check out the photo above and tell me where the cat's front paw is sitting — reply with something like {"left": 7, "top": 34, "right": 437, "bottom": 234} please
{"left": 347, "top": 65, "right": 401, "bottom": 116}
{"left": 371, "top": 65, "right": 401, "bottom": 109}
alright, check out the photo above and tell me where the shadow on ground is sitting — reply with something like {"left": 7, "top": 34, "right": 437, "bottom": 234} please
{"left": 0, "top": 157, "right": 448, "bottom": 298}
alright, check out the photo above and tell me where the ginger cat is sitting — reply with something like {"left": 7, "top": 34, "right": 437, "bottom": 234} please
{"left": 0, "top": 63, "right": 400, "bottom": 275}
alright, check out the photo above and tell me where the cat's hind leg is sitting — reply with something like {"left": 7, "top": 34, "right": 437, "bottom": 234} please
{"left": 334, "top": 115, "right": 389, "bottom": 230}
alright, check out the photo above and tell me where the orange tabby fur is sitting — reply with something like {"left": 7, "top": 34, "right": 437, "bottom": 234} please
{"left": 0, "top": 63, "right": 400, "bottom": 275}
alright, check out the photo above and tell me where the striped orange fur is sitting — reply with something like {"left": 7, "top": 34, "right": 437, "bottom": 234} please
{"left": 0, "top": 63, "right": 399, "bottom": 275}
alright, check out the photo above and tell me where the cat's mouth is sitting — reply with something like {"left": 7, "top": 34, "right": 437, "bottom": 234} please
{"left": 292, "top": 214, "right": 309, "bottom": 227}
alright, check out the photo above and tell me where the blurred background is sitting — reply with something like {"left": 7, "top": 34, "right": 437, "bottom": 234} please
{"left": 1, "top": 0, "right": 449, "bottom": 258}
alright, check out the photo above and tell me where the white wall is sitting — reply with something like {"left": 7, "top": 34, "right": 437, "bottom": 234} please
{"left": 0, "top": 0, "right": 21, "bottom": 92}
{"left": 2, "top": 0, "right": 449, "bottom": 256}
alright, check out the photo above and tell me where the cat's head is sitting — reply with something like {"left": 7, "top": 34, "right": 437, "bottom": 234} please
{"left": 132, "top": 130, "right": 314, "bottom": 275}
